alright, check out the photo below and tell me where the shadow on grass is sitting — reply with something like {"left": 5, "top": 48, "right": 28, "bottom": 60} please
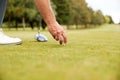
{"left": 45, "top": 43, "right": 67, "bottom": 48}
{"left": 31, "top": 40, "right": 68, "bottom": 48}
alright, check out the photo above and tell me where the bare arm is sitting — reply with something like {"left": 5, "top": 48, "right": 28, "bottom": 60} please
{"left": 34, "top": 0, "right": 67, "bottom": 45}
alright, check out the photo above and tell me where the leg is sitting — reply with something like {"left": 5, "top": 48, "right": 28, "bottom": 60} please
{"left": 0, "top": 0, "right": 7, "bottom": 27}
{"left": 0, "top": 0, "right": 22, "bottom": 45}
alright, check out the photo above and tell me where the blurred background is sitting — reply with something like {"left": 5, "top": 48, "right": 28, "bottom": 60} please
{"left": 2, "top": 0, "right": 120, "bottom": 30}
{"left": 1, "top": 1, "right": 120, "bottom": 80}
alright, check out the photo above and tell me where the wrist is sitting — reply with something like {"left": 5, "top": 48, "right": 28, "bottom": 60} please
{"left": 47, "top": 20, "right": 58, "bottom": 28}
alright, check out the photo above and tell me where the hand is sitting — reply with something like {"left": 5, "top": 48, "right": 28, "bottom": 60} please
{"left": 48, "top": 22, "right": 67, "bottom": 45}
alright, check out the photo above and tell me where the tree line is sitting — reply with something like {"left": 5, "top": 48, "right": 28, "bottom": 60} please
{"left": 3, "top": 0, "right": 114, "bottom": 30}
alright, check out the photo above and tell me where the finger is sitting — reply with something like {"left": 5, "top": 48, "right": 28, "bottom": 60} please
{"left": 55, "top": 35, "right": 59, "bottom": 41}
{"left": 59, "top": 35, "right": 64, "bottom": 45}
{"left": 58, "top": 33, "right": 64, "bottom": 45}
{"left": 60, "top": 30, "right": 67, "bottom": 44}
{"left": 60, "top": 40, "right": 62, "bottom": 45}
{"left": 62, "top": 32, "right": 67, "bottom": 44}
{"left": 51, "top": 31, "right": 59, "bottom": 41}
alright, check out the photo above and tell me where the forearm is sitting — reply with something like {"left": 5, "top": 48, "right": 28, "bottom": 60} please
{"left": 34, "top": 0, "right": 67, "bottom": 44}
{"left": 34, "top": 0, "right": 57, "bottom": 27}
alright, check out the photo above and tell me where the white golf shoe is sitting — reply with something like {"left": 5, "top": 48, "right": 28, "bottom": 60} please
{"left": 0, "top": 30, "right": 22, "bottom": 45}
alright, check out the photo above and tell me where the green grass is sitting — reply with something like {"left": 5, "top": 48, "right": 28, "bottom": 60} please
{"left": 0, "top": 24, "right": 120, "bottom": 80}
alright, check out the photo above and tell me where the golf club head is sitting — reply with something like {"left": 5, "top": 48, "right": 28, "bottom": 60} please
{"left": 35, "top": 33, "right": 48, "bottom": 42}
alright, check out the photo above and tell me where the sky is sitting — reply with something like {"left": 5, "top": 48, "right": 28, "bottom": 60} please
{"left": 85, "top": 0, "right": 120, "bottom": 24}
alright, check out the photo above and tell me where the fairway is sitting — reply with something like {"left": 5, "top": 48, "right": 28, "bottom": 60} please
{"left": 0, "top": 25, "right": 120, "bottom": 80}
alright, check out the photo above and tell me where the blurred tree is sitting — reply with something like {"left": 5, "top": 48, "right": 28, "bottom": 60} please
{"left": 109, "top": 16, "right": 114, "bottom": 24}
{"left": 69, "top": 0, "right": 92, "bottom": 28}
{"left": 5, "top": 0, "right": 57, "bottom": 30}
{"left": 92, "top": 10, "right": 105, "bottom": 25}
{"left": 79, "top": 0, "right": 91, "bottom": 28}
{"left": 87, "top": 7, "right": 93, "bottom": 23}
{"left": 4, "top": 0, "right": 15, "bottom": 29}
{"left": 105, "top": 15, "right": 114, "bottom": 24}
{"left": 4, "top": 0, "right": 109, "bottom": 30}
{"left": 52, "top": 0, "right": 73, "bottom": 27}
{"left": 14, "top": 0, "right": 39, "bottom": 30}
{"left": 104, "top": 15, "right": 111, "bottom": 24}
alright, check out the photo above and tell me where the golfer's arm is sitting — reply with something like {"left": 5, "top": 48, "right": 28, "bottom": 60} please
{"left": 34, "top": 0, "right": 56, "bottom": 26}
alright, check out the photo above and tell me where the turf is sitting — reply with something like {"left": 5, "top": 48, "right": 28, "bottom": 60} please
{"left": 0, "top": 24, "right": 120, "bottom": 80}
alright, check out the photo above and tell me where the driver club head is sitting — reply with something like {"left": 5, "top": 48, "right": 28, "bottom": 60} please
{"left": 35, "top": 33, "right": 48, "bottom": 42}
{"left": 35, "top": 19, "right": 48, "bottom": 42}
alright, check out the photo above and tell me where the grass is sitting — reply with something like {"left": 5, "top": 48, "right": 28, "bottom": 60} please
{"left": 0, "top": 24, "right": 120, "bottom": 80}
